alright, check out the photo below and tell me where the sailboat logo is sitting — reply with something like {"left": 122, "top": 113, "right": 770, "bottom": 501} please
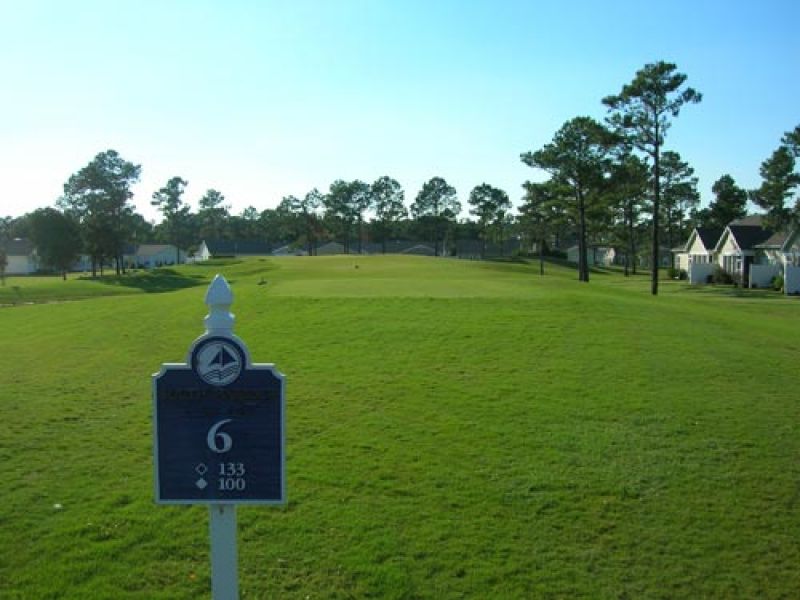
{"left": 196, "top": 341, "right": 243, "bottom": 386}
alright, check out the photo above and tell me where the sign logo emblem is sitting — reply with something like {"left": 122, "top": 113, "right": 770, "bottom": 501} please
{"left": 194, "top": 339, "right": 243, "bottom": 386}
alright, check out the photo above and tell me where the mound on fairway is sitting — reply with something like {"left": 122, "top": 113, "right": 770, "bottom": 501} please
{"left": 1, "top": 256, "right": 798, "bottom": 598}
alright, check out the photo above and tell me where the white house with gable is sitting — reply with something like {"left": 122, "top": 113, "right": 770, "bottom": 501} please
{"left": 125, "top": 244, "right": 186, "bottom": 269}
{"left": 2, "top": 239, "right": 38, "bottom": 274}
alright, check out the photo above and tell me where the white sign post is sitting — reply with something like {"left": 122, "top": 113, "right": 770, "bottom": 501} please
{"left": 210, "top": 504, "right": 239, "bottom": 600}
{"left": 153, "top": 274, "right": 286, "bottom": 599}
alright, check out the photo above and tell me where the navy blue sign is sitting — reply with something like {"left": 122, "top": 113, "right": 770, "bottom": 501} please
{"left": 154, "top": 336, "right": 285, "bottom": 504}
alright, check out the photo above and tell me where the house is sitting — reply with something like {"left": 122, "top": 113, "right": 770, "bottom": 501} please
{"left": 363, "top": 241, "right": 438, "bottom": 255}
{"left": 2, "top": 238, "right": 38, "bottom": 274}
{"left": 316, "top": 242, "right": 346, "bottom": 255}
{"left": 676, "top": 227, "right": 723, "bottom": 283}
{"left": 566, "top": 245, "right": 617, "bottom": 267}
{"left": 747, "top": 229, "right": 800, "bottom": 292}
{"left": 712, "top": 216, "right": 775, "bottom": 287}
{"left": 636, "top": 247, "right": 674, "bottom": 268}
{"left": 196, "top": 240, "right": 272, "bottom": 261}
{"left": 400, "top": 244, "right": 436, "bottom": 256}
{"left": 125, "top": 244, "right": 187, "bottom": 269}
{"left": 71, "top": 254, "right": 93, "bottom": 272}
{"left": 678, "top": 215, "right": 800, "bottom": 289}
{"left": 271, "top": 245, "right": 307, "bottom": 256}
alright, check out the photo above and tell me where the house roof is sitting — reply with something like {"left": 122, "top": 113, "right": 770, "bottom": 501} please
{"left": 725, "top": 224, "right": 774, "bottom": 251}
{"left": 135, "top": 244, "right": 180, "bottom": 257}
{"left": 754, "top": 230, "right": 792, "bottom": 249}
{"left": 730, "top": 215, "right": 765, "bottom": 226}
{"left": 695, "top": 227, "right": 724, "bottom": 251}
{"left": 676, "top": 227, "right": 723, "bottom": 253}
{"left": 2, "top": 238, "right": 34, "bottom": 256}
{"left": 272, "top": 245, "right": 307, "bottom": 256}
{"left": 203, "top": 240, "right": 271, "bottom": 255}
{"left": 401, "top": 244, "right": 436, "bottom": 256}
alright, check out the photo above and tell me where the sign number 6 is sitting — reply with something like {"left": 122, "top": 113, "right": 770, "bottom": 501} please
{"left": 207, "top": 419, "right": 233, "bottom": 453}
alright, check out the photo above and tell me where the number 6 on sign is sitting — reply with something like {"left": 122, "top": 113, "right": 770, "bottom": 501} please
{"left": 207, "top": 419, "right": 233, "bottom": 453}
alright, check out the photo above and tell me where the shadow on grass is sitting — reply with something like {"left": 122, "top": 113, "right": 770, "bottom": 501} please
{"left": 678, "top": 284, "right": 790, "bottom": 301}
{"left": 80, "top": 268, "right": 208, "bottom": 293}
{"left": 484, "top": 256, "right": 529, "bottom": 265}
{"left": 480, "top": 256, "right": 567, "bottom": 274}
{"left": 514, "top": 258, "right": 619, "bottom": 276}
{"left": 190, "top": 258, "right": 244, "bottom": 267}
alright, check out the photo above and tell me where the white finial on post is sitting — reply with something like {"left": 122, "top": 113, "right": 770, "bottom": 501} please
{"left": 205, "top": 274, "right": 235, "bottom": 337}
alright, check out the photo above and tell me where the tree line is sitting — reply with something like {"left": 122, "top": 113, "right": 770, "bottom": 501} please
{"left": 0, "top": 153, "right": 514, "bottom": 279}
{"left": 2, "top": 61, "right": 798, "bottom": 294}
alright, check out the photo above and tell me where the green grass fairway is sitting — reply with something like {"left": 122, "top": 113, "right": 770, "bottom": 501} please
{"left": 1, "top": 256, "right": 799, "bottom": 598}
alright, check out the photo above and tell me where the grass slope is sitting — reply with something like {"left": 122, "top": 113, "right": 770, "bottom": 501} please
{"left": 1, "top": 256, "right": 798, "bottom": 598}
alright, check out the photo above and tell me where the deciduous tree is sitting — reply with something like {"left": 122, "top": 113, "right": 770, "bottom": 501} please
{"left": 60, "top": 149, "right": 141, "bottom": 276}
{"left": 371, "top": 176, "right": 406, "bottom": 254}
{"left": 198, "top": 189, "right": 230, "bottom": 240}
{"left": 28, "top": 208, "right": 82, "bottom": 280}
{"left": 229, "top": 206, "right": 263, "bottom": 241}
{"left": 411, "top": 177, "right": 460, "bottom": 256}
{"left": 468, "top": 184, "right": 511, "bottom": 258}
{"left": 323, "top": 180, "right": 371, "bottom": 253}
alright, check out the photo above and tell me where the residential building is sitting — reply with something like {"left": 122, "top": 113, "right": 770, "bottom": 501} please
{"left": 196, "top": 240, "right": 272, "bottom": 260}
{"left": 2, "top": 238, "right": 38, "bottom": 274}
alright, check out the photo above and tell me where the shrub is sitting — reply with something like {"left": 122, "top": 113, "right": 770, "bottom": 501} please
{"left": 712, "top": 266, "right": 733, "bottom": 285}
{"left": 666, "top": 267, "right": 688, "bottom": 280}
{"left": 772, "top": 274, "right": 784, "bottom": 292}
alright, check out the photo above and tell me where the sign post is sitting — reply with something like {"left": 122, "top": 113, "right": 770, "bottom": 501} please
{"left": 153, "top": 274, "right": 285, "bottom": 599}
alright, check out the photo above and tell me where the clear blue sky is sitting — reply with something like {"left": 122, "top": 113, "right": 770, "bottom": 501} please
{"left": 1, "top": 0, "right": 798, "bottom": 223}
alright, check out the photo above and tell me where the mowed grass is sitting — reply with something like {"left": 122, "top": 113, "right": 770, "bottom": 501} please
{"left": 1, "top": 255, "right": 799, "bottom": 598}
{"left": 0, "top": 268, "right": 208, "bottom": 305}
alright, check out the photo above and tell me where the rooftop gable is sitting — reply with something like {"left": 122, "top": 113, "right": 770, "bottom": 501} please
{"left": 695, "top": 227, "right": 724, "bottom": 251}
{"left": 682, "top": 228, "right": 721, "bottom": 253}
{"left": 727, "top": 224, "right": 775, "bottom": 251}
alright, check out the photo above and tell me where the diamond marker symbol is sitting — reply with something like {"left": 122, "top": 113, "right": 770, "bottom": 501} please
{"left": 195, "top": 478, "right": 208, "bottom": 490}
{"left": 195, "top": 463, "right": 208, "bottom": 476}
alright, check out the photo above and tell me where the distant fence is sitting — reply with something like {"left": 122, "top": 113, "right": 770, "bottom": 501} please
{"left": 455, "top": 239, "right": 521, "bottom": 259}
{"left": 785, "top": 266, "right": 800, "bottom": 294}
{"left": 688, "top": 263, "right": 714, "bottom": 285}
{"left": 749, "top": 264, "right": 780, "bottom": 289}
